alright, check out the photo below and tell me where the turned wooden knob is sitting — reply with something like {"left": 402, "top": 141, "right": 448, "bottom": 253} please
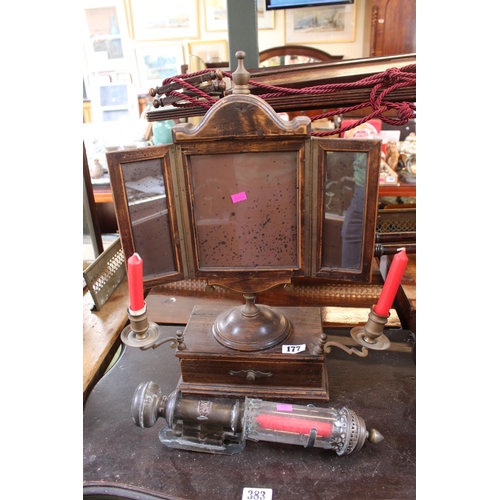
{"left": 232, "top": 51, "right": 250, "bottom": 94}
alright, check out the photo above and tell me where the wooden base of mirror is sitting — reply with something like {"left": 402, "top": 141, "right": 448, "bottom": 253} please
{"left": 212, "top": 293, "right": 292, "bottom": 352}
{"left": 175, "top": 305, "right": 329, "bottom": 401}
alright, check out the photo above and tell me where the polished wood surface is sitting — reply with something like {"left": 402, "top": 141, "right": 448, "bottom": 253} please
{"left": 83, "top": 280, "right": 129, "bottom": 400}
{"left": 365, "top": 0, "right": 416, "bottom": 57}
{"left": 93, "top": 190, "right": 113, "bottom": 204}
{"left": 176, "top": 305, "right": 329, "bottom": 401}
{"left": 379, "top": 181, "right": 416, "bottom": 197}
{"left": 83, "top": 326, "right": 416, "bottom": 499}
{"left": 259, "top": 45, "right": 343, "bottom": 64}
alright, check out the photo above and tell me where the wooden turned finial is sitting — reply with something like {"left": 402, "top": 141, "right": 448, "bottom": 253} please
{"left": 232, "top": 51, "right": 250, "bottom": 95}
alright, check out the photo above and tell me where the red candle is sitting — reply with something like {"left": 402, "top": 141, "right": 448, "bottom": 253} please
{"left": 127, "top": 253, "right": 145, "bottom": 312}
{"left": 373, "top": 247, "right": 408, "bottom": 317}
{"left": 256, "top": 414, "right": 332, "bottom": 437}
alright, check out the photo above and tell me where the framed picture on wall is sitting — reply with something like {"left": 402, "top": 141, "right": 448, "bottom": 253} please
{"left": 257, "top": 0, "right": 275, "bottom": 30}
{"left": 84, "top": 2, "right": 130, "bottom": 72}
{"left": 204, "top": 0, "right": 275, "bottom": 31}
{"left": 126, "top": 0, "right": 198, "bottom": 40}
{"left": 135, "top": 44, "right": 185, "bottom": 90}
{"left": 188, "top": 40, "right": 228, "bottom": 64}
{"left": 285, "top": 4, "right": 355, "bottom": 44}
{"left": 204, "top": 0, "right": 227, "bottom": 32}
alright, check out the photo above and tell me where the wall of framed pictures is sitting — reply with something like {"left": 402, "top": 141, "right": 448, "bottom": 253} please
{"left": 83, "top": 0, "right": 369, "bottom": 101}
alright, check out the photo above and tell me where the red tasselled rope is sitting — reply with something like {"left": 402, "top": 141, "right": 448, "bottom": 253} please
{"left": 159, "top": 65, "right": 416, "bottom": 135}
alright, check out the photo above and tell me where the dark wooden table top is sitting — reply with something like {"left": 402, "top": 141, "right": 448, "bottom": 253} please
{"left": 83, "top": 326, "right": 416, "bottom": 500}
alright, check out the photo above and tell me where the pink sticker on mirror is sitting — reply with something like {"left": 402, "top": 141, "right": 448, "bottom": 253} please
{"left": 276, "top": 404, "right": 293, "bottom": 412}
{"left": 231, "top": 191, "right": 247, "bottom": 203}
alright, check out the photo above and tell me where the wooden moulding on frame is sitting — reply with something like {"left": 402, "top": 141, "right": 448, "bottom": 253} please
{"left": 126, "top": 0, "right": 198, "bottom": 41}
{"left": 285, "top": 3, "right": 355, "bottom": 44}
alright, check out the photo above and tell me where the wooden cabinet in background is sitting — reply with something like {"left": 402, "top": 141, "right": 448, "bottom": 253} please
{"left": 363, "top": 0, "right": 416, "bottom": 57}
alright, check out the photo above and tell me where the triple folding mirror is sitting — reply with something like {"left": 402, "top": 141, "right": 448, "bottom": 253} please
{"left": 107, "top": 90, "right": 381, "bottom": 295}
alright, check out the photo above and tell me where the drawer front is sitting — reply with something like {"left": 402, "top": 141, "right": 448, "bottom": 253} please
{"left": 180, "top": 358, "right": 325, "bottom": 389}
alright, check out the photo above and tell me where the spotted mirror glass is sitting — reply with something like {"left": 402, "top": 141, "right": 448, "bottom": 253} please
{"left": 313, "top": 138, "right": 381, "bottom": 282}
{"left": 120, "top": 158, "right": 176, "bottom": 279}
{"left": 189, "top": 151, "right": 299, "bottom": 270}
{"left": 322, "top": 151, "right": 367, "bottom": 270}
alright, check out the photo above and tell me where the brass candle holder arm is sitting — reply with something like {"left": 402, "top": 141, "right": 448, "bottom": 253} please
{"left": 120, "top": 303, "right": 186, "bottom": 351}
{"left": 314, "top": 334, "right": 369, "bottom": 357}
{"left": 315, "top": 306, "right": 391, "bottom": 357}
{"left": 140, "top": 329, "right": 186, "bottom": 352}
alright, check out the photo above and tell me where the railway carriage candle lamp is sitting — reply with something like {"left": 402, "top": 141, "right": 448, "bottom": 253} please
{"left": 130, "top": 382, "right": 383, "bottom": 456}
{"left": 107, "top": 52, "right": 407, "bottom": 452}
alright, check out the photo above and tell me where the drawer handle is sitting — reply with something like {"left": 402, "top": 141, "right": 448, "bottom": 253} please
{"left": 229, "top": 369, "right": 273, "bottom": 381}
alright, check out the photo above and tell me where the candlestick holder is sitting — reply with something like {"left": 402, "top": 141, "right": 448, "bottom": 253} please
{"left": 120, "top": 304, "right": 161, "bottom": 349}
{"left": 314, "top": 306, "right": 390, "bottom": 357}
{"left": 350, "top": 306, "right": 391, "bottom": 350}
{"left": 121, "top": 303, "right": 187, "bottom": 351}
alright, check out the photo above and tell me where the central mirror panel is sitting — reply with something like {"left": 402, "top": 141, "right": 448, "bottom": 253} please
{"left": 189, "top": 151, "right": 299, "bottom": 270}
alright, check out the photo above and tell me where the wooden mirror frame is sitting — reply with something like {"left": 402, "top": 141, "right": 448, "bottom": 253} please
{"left": 311, "top": 138, "right": 381, "bottom": 283}
{"left": 172, "top": 92, "right": 311, "bottom": 294}
{"left": 107, "top": 145, "right": 185, "bottom": 288}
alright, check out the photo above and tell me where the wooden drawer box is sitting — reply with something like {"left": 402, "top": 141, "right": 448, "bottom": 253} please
{"left": 176, "top": 305, "right": 329, "bottom": 401}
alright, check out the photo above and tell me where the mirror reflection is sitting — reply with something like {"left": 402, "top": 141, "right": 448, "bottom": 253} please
{"left": 322, "top": 152, "right": 367, "bottom": 270}
{"left": 122, "top": 159, "right": 177, "bottom": 279}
